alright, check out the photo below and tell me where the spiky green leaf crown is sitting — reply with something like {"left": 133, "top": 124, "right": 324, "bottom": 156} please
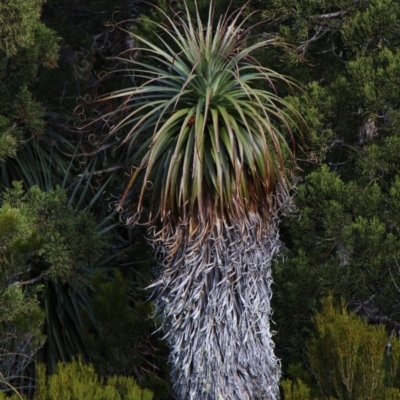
{"left": 97, "top": 2, "right": 300, "bottom": 228}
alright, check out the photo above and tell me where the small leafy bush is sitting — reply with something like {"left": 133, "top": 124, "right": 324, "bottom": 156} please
{"left": 34, "top": 359, "right": 153, "bottom": 400}
{"left": 282, "top": 296, "right": 400, "bottom": 399}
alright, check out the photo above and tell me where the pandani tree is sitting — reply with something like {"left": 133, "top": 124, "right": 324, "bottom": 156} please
{"left": 93, "top": 2, "right": 302, "bottom": 399}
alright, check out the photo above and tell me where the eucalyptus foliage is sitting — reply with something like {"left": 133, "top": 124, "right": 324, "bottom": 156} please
{"left": 95, "top": 2, "right": 301, "bottom": 399}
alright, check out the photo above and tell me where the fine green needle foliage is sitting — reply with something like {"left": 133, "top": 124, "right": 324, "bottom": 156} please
{"left": 0, "top": 390, "right": 22, "bottom": 400}
{"left": 12, "top": 86, "right": 45, "bottom": 136}
{"left": 0, "top": 0, "right": 46, "bottom": 57}
{"left": 32, "top": 360, "right": 153, "bottom": 400}
{"left": 281, "top": 379, "right": 315, "bottom": 400}
{"left": 273, "top": 163, "right": 400, "bottom": 369}
{"left": 309, "top": 296, "right": 387, "bottom": 399}
{"left": 0, "top": 182, "right": 106, "bottom": 389}
{"left": 0, "top": 0, "right": 60, "bottom": 163}
{"left": 281, "top": 297, "right": 400, "bottom": 399}
{"left": 0, "top": 184, "right": 46, "bottom": 385}
{"left": 2, "top": 182, "right": 105, "bottom": 283}
{"left": 93, "top": 1, "right": 303, "bottom": 399}
{"left": 0, "top": 116, "right": 19, "bottom": 161}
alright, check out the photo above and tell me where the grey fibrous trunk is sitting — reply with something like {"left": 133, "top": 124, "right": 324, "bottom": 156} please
{"left": 149, "top": 217, "right": 282, "bottom": 400}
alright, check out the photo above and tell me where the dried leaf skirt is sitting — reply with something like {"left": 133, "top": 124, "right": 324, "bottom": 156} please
{"left": 150, "top": 218, "right": 282, "bottom": 400}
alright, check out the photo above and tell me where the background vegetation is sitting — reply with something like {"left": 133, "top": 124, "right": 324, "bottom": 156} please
{"left": 3, "top": 0, "right": 400, "bottom": 399}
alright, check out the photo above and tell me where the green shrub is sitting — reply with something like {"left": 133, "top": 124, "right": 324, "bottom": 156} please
{"left": 281, "top": 296, "right": 400, "bottom": 399}
{"left": 384, "top": 388, "right": 400, "bottom": 400}
{"left": 34, "top": 359, "right": 153, "bottom": 400}
{"left": 309, "top": 296, "right": 387, "bottom": 399}
{"left": 281, "top": 379, "right": 315, "bottom": 400}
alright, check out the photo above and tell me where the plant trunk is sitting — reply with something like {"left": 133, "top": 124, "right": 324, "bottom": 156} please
{"left": 149, "top": 217, "right": 282, "bottom": 400}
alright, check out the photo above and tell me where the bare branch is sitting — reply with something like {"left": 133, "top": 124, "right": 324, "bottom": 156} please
{"left": 390, "top": 256, "right": 400, "bottom": 294}
{"left": 318, "top": 11, "right": 346, "bottom": 19}
{"left": 297, "top": 25, "right": 330, "bottom": 55}
{"left": 18, "top": 276, "right": 44, "bottom": 286}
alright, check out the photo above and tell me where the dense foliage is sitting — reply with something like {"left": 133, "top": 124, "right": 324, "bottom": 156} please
{"left": 263, "top": 0, "right": 400, "bottom": 374}
{"left": 0, "top": 359, "right": 153, "bottom": 400}
{"left": 0, "top": 0, "right": 59, "bottom": 161}
{"left": 3, "top": 0, "right": 400, "bottom": 399}
{"left": 0, "top": 0, "right": 170, "bottom": 398}
{"left": 0, "top": 182, "right": 103, "bottom": 387}
{"left": 282, "top": 296, "right": 400, "bottom": 399}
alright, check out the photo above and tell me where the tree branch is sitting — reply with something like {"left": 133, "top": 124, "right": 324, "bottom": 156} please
{"left": 18, "top": 276, "right": 45, "bottom": 286}
{"left": 318, "top": 11, "right": 346, "bottom": 19}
